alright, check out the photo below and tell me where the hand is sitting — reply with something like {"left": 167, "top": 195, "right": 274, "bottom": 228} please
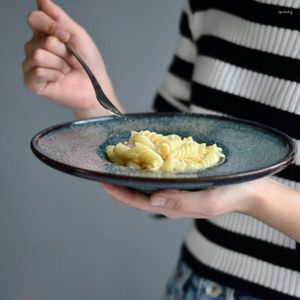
{"left": 23, "top": 0, "right": 121, "bottom": 118}
{"left": 99, "top": 180, "right": 259, "bottom": 219}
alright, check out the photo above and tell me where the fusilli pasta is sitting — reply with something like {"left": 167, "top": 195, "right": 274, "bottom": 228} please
{"left": 105, "top": 130, "right": 225, "bottom": 172}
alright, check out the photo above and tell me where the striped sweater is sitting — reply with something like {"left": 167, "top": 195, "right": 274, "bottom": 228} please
{"left": 152, "top": 0, "right": 300, "bottom": 299}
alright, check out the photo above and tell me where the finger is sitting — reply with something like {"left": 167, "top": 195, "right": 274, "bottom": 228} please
{"left": 100, "top": 184, "right": 205, "bottom": 219}
{"left": 100, "top": 183, "right": 148, "bottom": 208}
{"left": 150, "top": 190, "right": 185, "bottom": 209}
{"left": 24, "top": 36, "right": 68, "bottom": 58}
{"left": 23, "top": 48, "right": 71, "bottom": 74}
{"left": 150, "top": 189, "right": 212, "bottom": 217}
{"left": 101, "top": 184, "right": 206, "bottom": 219}
{"left": 27, "top": 11, "right": 70, "bottom": 42}
{"left": 24, "top": 67, "right": 64, "bottom": 95}
{"left": 100, "top": 183, "right": 169, "bottom": 213}
{"left": 37, "top": 0, "right": 77, "bottom": 29}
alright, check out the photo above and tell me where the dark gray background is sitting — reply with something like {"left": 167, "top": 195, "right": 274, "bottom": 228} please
{"left": 0, "top": 1, "right": 191, "bottom": 299}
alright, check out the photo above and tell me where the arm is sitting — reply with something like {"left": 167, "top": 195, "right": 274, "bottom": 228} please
{"left": 246, "top": 178, "right": 300, "bottom": 242}
{"left": 25, "top": 1, "right": 300, "bottom": 243}
{"left": 23, "top": 0, "right": 124, "bottom": 119}
{"left": 100, "top": 177, "right": 300, "bottom": 243}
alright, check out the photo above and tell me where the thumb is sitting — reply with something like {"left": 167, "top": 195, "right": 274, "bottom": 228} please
{"left": 28, "top": 0, "right": 82, "bottom": 42}
{"left": 28, "top": 10, "right": 71, "bottom": 42}
{"left": 37, "top": 0, "right": 79, "bottom": 32}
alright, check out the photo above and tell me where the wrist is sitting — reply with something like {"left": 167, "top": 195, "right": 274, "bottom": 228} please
{"left": 72, "top": 94, "right": 122, "bottom": 120}
{"left": 72, "top": 104, "right": 109, "bottom": 119}
{"left": 238, "top": 178, "right": 281, "bottom": 219}
{"left": 235, "top": 178, "right": 268, "bottom": 216}
{"left": 72, "top": 85, "right": 123, "bottom": 120}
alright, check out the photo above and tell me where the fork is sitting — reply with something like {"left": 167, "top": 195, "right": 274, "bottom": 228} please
{"left": 65, "top": 43, "right": 126, "bottom": 119}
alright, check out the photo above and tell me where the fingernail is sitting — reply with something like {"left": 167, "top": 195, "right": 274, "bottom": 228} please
{"left": 151, "top": 196, "right": 167, "bottom": 207}
{"left": 56, "top": 29, "right": 70, "bottom": 42}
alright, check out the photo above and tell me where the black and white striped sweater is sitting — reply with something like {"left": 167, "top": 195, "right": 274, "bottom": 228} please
{"left": 153, "top": 0, "right": 300, "bottom": 299}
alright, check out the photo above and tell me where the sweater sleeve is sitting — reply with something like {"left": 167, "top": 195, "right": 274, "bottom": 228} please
{"left": 152, "top": 1, "right": 197, "bottom": 112}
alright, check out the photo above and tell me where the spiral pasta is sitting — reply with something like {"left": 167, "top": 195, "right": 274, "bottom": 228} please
{"left": 105, "top": 130, "right": 225, "bottom": 172}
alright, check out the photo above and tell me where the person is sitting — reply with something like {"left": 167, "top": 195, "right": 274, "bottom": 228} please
{"left": 23, "top": 0, "right": 300, "bottom": 299}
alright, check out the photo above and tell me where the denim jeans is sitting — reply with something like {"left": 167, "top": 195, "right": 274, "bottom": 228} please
{"left": 163, "top": 262, "right": 261, "bottom": 300}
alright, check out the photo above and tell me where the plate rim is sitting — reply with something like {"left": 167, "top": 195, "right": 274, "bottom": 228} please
{"left": 30, "top": 112, "right": 297, "bottom": 186}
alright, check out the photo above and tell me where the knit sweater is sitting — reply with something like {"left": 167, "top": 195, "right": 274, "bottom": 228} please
{"left": 152, "top": 0, "right": 300, "bottom": 299}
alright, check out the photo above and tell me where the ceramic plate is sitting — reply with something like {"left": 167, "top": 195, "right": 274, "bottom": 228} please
{"left": 31, "top": 112, "right": 296, "bottom": 193}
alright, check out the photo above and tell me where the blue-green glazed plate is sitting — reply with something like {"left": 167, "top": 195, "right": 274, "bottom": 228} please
{"left": 31, "top": 112, "right": 296, "bottom": 193}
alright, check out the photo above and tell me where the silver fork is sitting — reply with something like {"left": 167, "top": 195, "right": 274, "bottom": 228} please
{"left": 65, "top": 43, "right": 126, "bottom": 119}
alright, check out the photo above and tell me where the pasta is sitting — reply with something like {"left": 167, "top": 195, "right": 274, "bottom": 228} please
{"left": 105, "top": 130, "right": 225, "bottom": 172}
